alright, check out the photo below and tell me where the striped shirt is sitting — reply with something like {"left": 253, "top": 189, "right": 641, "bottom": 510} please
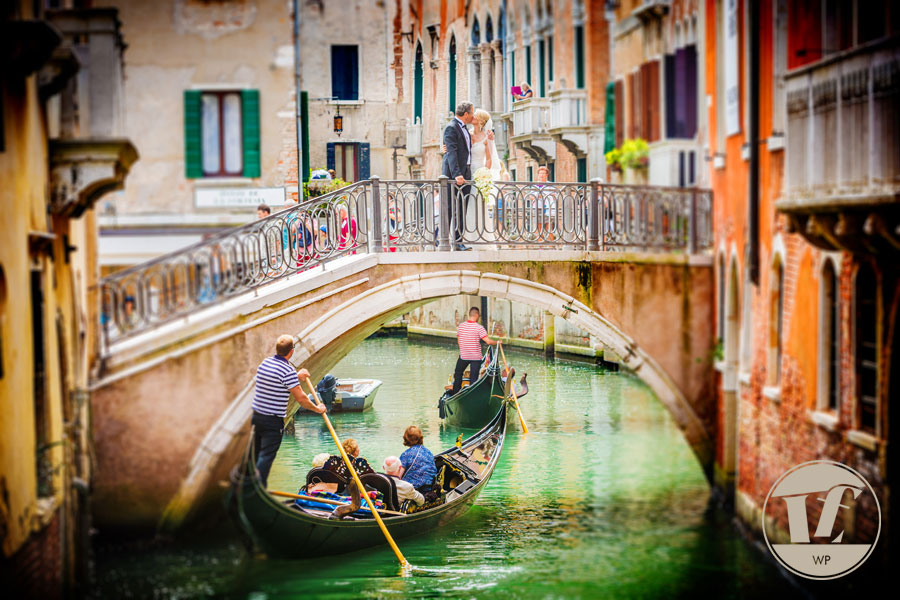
{"left": 251, "top": 355, "right": 300, "bottom": 417}
{"left": 457, "top": 320, "right": 489, "bottom": 360}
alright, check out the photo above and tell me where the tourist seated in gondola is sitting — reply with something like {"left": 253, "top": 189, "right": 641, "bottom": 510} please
{"left": 382, "top": 456, "right": 424, "bottom": 506}
{"left": 399, "top": 425, "right": 437, "bottom": 493}
{"left": 322, "top": 438, "right": 375, "bottom": 479}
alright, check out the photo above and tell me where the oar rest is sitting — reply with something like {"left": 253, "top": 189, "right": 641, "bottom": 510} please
{"left": 303, "top": 468, "right": 349, "bottom": 494}
{"left": 358, "top": 473, "right": 400, "bottom": 512}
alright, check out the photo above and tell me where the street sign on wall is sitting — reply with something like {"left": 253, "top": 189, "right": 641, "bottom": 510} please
{"left": 194, "top": 187, "right": 287, "bottom": 209}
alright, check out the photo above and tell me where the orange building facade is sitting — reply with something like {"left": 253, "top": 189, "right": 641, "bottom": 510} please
{"left": 707, "top": 0, "right": 899, "bottom": 579}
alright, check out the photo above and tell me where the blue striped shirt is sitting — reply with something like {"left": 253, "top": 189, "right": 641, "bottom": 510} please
{"left": 251, "top": 355, "right": 300, "bottom": 417}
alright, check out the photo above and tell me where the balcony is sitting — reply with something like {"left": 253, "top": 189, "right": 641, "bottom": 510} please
{"left": 509, "top": 97, "right": 555, "bottom": 162}
{"left": 406, "top": 118, "right": 423, "bottom": 160}
{"left": 548, "top": 88, "right": 591, "bottom": 157}
{"left": 777, "top": 39, "right": 900, "bottom": 253}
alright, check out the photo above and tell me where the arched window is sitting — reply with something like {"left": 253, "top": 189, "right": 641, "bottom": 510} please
{"left": 448, "top": 36, "right": 457, "bottom": 113}
{"left": 471, "top": 17, "right": 480, "bottom": 46}
{"left": 414, "top": 43, "right": 423, "bottom": 123}
{"left": 717, "top": 253, "right": 726, "bottom": 343}
{"left": 767, "top": 255, "right": 784, "bottom": 386}
{"left": 485, "top": 15, "right": 493, "bottom": 43}
{"left": 820, "top": 259, "right": 840, "bottom": 412}
{"left": 855, "top": 263, "right": 878, "bottom": 433}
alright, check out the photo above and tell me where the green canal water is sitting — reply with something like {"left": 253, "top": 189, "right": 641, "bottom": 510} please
{"left": 92, "top": 337, "right": 803, "bottom": 599}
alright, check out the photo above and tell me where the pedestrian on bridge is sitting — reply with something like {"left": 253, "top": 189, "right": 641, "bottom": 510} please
{"left": 251, "top": 334, "right": 325, "bottom": 487}
{"left": 451, "top": 306, "right": 498, "bottom": 395}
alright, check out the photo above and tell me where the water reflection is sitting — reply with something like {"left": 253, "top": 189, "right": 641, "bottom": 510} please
{"left": 92, "top": 337, "right": 800, "bottom": 599}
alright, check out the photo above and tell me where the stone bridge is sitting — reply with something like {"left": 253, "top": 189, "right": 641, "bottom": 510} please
{"left": 90, "top": 179, "right": 715, "bottom": 533}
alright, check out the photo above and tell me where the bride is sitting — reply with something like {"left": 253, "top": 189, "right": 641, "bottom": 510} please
{"left": 471, "top": 109, "right": 502, "bottom": 179}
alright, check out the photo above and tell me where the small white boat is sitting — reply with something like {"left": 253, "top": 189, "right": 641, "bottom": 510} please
{"left": 299, "top": 378, "right": 382, "bottom": 413}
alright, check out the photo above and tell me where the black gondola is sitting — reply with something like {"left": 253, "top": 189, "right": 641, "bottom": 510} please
{"left": 437, "top": 347, "right": 528, "bottom": 429}
{"left": 227, "top": 402, "right": 509, "bottom": 559}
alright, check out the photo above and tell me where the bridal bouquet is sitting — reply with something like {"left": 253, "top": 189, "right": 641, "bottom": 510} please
{"left": 473, "top": 167, "right": 494, "bottom": 201}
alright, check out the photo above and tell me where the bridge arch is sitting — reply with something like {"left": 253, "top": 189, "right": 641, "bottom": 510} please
{"left": 160, "top": 269, "right": 714, "bottom": 531}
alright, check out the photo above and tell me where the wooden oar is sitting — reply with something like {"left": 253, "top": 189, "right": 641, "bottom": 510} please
{"left": 300, "top": 376, "right": 410, "bottom": 570}
{"left": 269, "top": 489, "right": 406, "bottom": 516}
{"left": 498, "top": 342, "right": 530, "bottom": 434}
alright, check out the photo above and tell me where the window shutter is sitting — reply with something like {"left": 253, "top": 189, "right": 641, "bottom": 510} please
{"left": 184, "top": 90, "right": 203, "bottom": 178}
{"left": 685, "top": 45, "right": 698, "bottom": 138}
{"left": 649, "top": 60, "right": 660, "bottom": 142}
{"left": 604, "top": 81, "right": 616, "bottom": 154}
{"left": 327, "top": 142, "right": 335, "bottom": 171}
{"left": 358, "top": 143, "right": 370, "bottom": 180}
{"left": 241, "top": 89, "right": 261, "bottom": 178}
{"left": 664, "top": 54, "right": 675, "bottom": 138}
{"left": 614, "top": 80, "right": 624, "bottom": 147}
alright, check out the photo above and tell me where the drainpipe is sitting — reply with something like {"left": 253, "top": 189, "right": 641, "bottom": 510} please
{"left": 748, "top": 0, "right": 760, "bottom": 285}
{"left": 294, "top": 0, "right": 304, "bottom": 198}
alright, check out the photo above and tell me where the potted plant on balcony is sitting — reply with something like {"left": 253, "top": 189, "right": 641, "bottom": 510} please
{"left": 620, "top": 138, "right": 649, "bottom": 185}
{"left": 604, "top": 147, "right": 624, "bottom": 183}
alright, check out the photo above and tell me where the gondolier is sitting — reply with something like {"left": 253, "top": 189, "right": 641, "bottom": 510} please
{"left": 252, "top": 334, "right": 325, "bottom": 487}
{"left": 451, "top": 307, "right": 498, "bottom": 395}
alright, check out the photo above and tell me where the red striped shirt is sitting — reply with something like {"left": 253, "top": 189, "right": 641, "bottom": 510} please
{"left": 457, "top": 321, "right": 488, "bottom": 360}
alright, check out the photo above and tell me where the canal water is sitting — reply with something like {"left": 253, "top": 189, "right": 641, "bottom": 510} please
{"left": 92, "top": 337, "right": 803, "bottom": 599}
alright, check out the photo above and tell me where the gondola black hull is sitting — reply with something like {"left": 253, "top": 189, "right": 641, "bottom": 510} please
{"left": 228, "top": 407, "right": 507, "bottom": 559}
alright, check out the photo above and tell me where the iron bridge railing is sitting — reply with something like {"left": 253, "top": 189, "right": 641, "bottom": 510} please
{"left": 99, "top": 177, "right": 712, "bottom": 349}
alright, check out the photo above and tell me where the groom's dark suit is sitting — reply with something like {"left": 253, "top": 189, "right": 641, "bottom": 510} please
{"left": 441, "top": 117, "right": 472, "bottom": 246}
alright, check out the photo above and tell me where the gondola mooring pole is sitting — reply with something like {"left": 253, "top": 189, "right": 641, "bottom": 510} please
{"left": 300, "top": 376, "right": 411, "bottom": 571}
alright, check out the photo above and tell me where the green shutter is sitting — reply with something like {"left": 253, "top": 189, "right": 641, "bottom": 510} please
{"left": 604, "top": 81, "right": 616, "bottom": 154}
{"left": 242, "top": 89, "right": 261, "bottom": 178}
{"left": 184, "top": 90, "right": 203, "bottom": 178}
{"left": 575, "top": 26, "right": 585, "bottom": 89}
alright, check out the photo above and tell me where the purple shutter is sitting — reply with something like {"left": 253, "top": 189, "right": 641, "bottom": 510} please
{"left": 685, "top": 44, "right": 698, "bottom": 138}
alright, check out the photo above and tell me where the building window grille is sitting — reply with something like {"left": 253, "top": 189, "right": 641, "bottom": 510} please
{"left": 855, "top": 263, "right": 878, "bottom": 434}
{"left": 821, "top": 259, "right": 840, "bottom": 412}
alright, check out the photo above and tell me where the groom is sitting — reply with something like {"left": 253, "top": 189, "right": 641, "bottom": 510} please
{"left": 441, "top": 101, "right": 474, "bottom": 251}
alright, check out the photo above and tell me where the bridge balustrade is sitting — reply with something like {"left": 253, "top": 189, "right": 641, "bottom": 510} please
{"left": 99, "top": 178, "right": 712, "bottom": 349}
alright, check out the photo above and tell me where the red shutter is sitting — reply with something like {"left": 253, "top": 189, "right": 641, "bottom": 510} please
{"left": 649, "top": 60, "right": 660, "bottom": 142}
{"left": 628, "top": 72, "right": 638, "bottom": 139}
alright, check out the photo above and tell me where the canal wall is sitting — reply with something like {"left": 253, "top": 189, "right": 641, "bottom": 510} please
{"left": 406, "top": 296, "right": 615, "bottom": 363}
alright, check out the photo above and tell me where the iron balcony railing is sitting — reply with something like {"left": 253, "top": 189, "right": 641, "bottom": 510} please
{"left": 99, "top": 177, "right": 712, "bottom": 348}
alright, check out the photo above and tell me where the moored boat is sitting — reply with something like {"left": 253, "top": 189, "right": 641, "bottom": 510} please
{"left": 227, "top": 402, "right": 509, "bottom": 559}
{"left": 297, "top": 378, "right": 382, "bottom": 413}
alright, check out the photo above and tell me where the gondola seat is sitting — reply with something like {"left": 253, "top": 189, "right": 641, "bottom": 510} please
{"left": 400, "top": 492, "right": 446, "bottom": 514}
{"left": 358, "top": 472, "right": 400, "bottom": 511}
{"left": 434, "top": 456, "right": 467, "bottom": 492}
{"left": 303, "top": 468, "right": 348, "bottom": 494}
